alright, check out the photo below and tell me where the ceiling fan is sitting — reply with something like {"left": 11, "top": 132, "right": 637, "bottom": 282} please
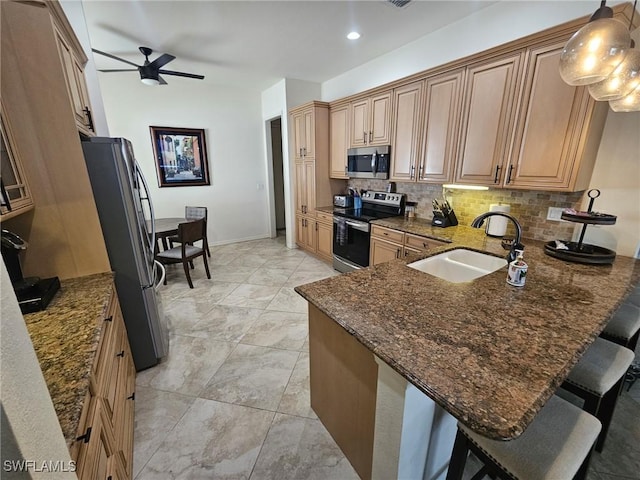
{"left": 92, "top": 46, "right": 205, "bottom": 86}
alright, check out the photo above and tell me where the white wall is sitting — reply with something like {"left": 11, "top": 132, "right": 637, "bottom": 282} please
{"left": 98, "top": 75, "right": 269, "bottom": 245}
{"left": 0, "top": 260, "right": 75, "bottom": 478}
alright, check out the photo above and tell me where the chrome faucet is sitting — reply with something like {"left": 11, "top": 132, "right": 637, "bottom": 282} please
{"left": 471, "top": 212, "right": 524, "bottom": 263}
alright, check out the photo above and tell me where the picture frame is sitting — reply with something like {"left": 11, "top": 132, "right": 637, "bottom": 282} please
{"left": 150, "top": 126, "right": 210, "bottom": 187}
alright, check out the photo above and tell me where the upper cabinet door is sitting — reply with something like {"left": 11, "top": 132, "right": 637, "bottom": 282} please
{"left": 330, "top": 104, "right": 350, "bottom": 179}
{"left": 52, "top": 26, "right": 94, "bottom": 136}
{"left": 419, "top": 69, "right": 464, "bottom": 183}
{"left": 455, "top": 53, "right": 523, "bottom": 186}
{"left": 0, "top": 108, "right": 34, "bottom": 219}
{"left": 350, "top": 99, "right": 368, "bottom": 147}
{"left": 349, "top": 92, "right": 392, "bottom": 147}
{"left": 507, "top": 42, "right": 600, "bottom": 191}
{"left": 390, "top": 81, "right": 423, "bottom": 182}
{"left": 303, "top": 108, "right": 315, "bottom": 158}
{"left": 369, "top": 92, "right": 392, "bottom": 146}
{"left": 293, "top": 111, "right": 306, "bottom": 160}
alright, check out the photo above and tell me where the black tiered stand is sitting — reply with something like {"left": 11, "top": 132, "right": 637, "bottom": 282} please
{"left": 544, "top": 189, "right": 617, "bottom": 265}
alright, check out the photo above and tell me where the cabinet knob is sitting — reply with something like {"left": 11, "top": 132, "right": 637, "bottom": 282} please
{"left": 506, "top": 164, "right": 514, "bottom": 184}
{"left": 410, "top": 165, "right": 416, "bottom": 179}
{"left": 494, "top": 165, "right": 502, "bottom": 184}
{"left": 83, "top": 107, "right": 94, "bottom": 131}
{"left": 369, "top": 131, "right": 372, "bottom": 142}
{"left": 363, "top": 131, "right": 367, "bottom": 143}
{"left": 396, "top": 248, "right": 401, "bottom": 258}
{"left": 116, "top": 350, "right": 125, "bottom": 358}
{"left": 127, "top": 392, "right": 136, "bottom": 401}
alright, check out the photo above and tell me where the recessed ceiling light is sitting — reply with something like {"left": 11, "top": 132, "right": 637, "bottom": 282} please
{"left": 347, "top": 32, "right": 361, "bottom": 40}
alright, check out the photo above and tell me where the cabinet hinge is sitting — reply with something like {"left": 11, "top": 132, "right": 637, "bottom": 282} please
{"left": 76, "top": 427, "right": 92, "bottom": 444}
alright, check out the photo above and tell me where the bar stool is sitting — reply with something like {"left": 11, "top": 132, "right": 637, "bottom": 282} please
{"left": 561, "top": 337, "right": 635, "bottom": 452}
{"left": 600, "top": 302, "right": 640, "bottom": 352}
{"left": 446, "top": 395, "right": 601, "bottom": 480}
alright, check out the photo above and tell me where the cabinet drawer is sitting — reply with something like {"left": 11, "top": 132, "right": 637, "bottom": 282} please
{"left": 404, "top": 233, "right": 446, "bottom": 251}
{"left": 316, "top": 211, "right": 333, "bottom": 224}
{"left": 371, "top": 225, "right": 404, "bottom": 243}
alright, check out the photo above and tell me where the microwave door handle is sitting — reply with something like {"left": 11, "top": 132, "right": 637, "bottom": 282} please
{"left": 371, "top": 151, "right": 377, "bottom": 176}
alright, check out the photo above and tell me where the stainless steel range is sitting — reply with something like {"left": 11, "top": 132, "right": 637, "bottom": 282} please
{"left": 333, "top": 190, "right": 405, "bottom": 273}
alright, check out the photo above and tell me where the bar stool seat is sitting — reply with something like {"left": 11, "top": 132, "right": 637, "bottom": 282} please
{"left": 446, "top": 395, "right": 601, "bottom": 480}
{"left": 561, "top": 337, "right": 635, "bottom": 452}
{"left": 600, "top": 303, "right": 640, "bottom": 351}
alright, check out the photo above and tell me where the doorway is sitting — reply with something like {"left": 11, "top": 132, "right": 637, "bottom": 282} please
{"left": 269, "top": 118, "right": 286, "bottom": 235}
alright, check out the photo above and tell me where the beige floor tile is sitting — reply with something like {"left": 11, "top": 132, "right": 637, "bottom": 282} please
{"left": 137, "top": 398, "right": 274, "bottom": 479}
{"left": 132, "top": 386, "right": 196, "bottom": 478}
{"left": 245, "top": 267, "right": 293, "bottom": 287}
{"left": 285, "top": 269, "right": 337, "bottom": 288}
{"left": 201, "top": 344, "right": 299, "bottom": 410}
{"left": 249, "top": 413, "right": 359, "bottom": 480}
{"left": 240, "top": 311, "right": 307, "bottom": 350}
{"left": 277, "top": 352, "right": 317, "bottom": 419}
{"left": 210, "top": 264, "right": 260, "bottom": 283}
{"left": 266, "top": 287, "right": 308, "bottom": 313}
{"left": 218, "top": 283, "right": 281, "bottom": 309}
{"left": 186, "top": 304, "right": 264, "bottom": 342}
{"left": 135, "top": 334, "right": 235, "bottom": 396}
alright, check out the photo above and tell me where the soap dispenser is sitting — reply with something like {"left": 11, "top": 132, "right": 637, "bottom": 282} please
{"left": 507, "top": 249, "right": 528, "bottom": 287}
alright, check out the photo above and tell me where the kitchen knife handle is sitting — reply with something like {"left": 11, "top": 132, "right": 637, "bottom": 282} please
{"left": 494, "top": 165, "right": 501, "bottom": 184}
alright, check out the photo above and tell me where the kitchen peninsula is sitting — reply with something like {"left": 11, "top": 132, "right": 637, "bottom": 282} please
{"left": 295, "top": 222, "right": 639, "bottom": 480}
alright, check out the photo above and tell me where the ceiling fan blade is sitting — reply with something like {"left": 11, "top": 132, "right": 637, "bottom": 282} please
{"left": 158, "top": 75, "right": 168, "bottom": 86}
{"left": 148, "top": 53, "right": 176, "bottom": 70}
{"left": 92, "top": 48, "right": 140, "bottom": 68}
{"left": 158, "top": 69, "right": 205, "bottom": 80}
{"left": 98, "top": 69, "right": 138, "bottom": 72}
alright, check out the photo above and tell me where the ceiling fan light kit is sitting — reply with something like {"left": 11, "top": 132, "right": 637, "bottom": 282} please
{"left": 93, "top": 46, "right": 204, "bottom": 86}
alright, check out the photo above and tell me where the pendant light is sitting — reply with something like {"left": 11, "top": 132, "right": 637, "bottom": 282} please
{"left": 589, "top": 0, "right": 639, "bottom": 101}
{"left": 609, "top": 83, "right": 640, "bottom": 111}
{"left": 559, "top": 1, "right": 632, "bottom": 86}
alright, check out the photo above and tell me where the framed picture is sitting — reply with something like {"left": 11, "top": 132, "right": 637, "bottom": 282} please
{"left": 150, "top": 126, "right": 210, "bottom": 187}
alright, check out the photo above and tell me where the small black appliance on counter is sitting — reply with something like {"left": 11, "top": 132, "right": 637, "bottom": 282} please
{"left": 1, "top": 229, "right": 60, "bottom": 314}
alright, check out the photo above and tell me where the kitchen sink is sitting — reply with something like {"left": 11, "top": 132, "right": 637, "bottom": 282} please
{"left": 407, "top": 248, "right": 507, "bottom": 283}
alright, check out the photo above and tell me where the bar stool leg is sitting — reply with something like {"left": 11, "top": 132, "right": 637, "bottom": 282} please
{"left": 446, "top": 431, "right": 469, "bottom": 480}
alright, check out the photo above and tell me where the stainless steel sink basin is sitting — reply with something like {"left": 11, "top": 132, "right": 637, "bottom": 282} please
{"left": 407, "top": 248, "right": 507, "bottom": 283}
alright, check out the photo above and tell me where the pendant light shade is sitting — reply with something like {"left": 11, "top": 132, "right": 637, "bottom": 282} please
{"left": 559, "top": 3, "right": 632, "bottom": 86}
{"left": 588, "top": 45, "right": 640, "bottom": 100}
{"left": 609, "top": 83, "right": 640, "bottom": 111}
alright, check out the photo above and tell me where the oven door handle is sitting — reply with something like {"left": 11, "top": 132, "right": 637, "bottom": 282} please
{"left": 345, "top": 220, "right": 370, "bottom": 232}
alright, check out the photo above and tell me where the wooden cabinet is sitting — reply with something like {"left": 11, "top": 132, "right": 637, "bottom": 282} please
{"left": 0, "top": 105, "right": 33, "bottom": 219}
{"left": 370, "top": 225, "right": 446, "bottom": 266}
{"left": 350, "top": 91, "right": 392, "bottom": 147}
{"left": 292, "top": 107, "right": 315, "bottom": 160}
{"left": 506, "top": 41, "right": 607, "bottom": 191}
{"left": 454, "top": 53, "right": 523, "bottom": 186}
{"left": 291, "top": 101, "right": 346, "bottom": 258}
{"left": 390, "top": 81, "right": 424, "bottom": 182}
{"left": 73, "top": 288, "right": 135, "bottom": 480}
{"left": 418, "top": 69, "right": 464, "bottom": 183}
{"left": 315, "top": 212, "right": 333, "bottom": 262}
{"left": 329, "top": 103, "right": 350, "bottom": 179}
{"left": 50, "top": 5, "right": 94, "bottom": 136}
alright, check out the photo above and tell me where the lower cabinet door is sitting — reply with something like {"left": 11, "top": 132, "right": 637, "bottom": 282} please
{"left": 76, "top": 398, "right": 117, "bottom": 480}
{"left": 370, "top": 237, "right": 402, "bottom": 265}
{"left": 315, "top": 221, "right": 333, "bottom": 261}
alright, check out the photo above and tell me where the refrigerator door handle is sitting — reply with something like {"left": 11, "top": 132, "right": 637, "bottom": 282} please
{"left": 134, "top": 162, "right": 158, "bottom": 287}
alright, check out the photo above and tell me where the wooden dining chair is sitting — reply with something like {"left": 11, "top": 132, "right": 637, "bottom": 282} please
{"left": 168, "top": 206, "right": 211, "bottom": 257}
{"left": 155, "top": 218, "right": 211, "bottom": 288}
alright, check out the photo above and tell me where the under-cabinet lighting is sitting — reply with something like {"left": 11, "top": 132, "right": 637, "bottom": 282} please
{"left": 442, "top": 184, "right": 489, "bottom": 191}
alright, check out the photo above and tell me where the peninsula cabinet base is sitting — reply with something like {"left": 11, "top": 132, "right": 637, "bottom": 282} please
{"left": 308, "top": 304, "right": 458, "bottom": 480}
{"left": 309, "top": 304, "right": 378, "bottom": 480}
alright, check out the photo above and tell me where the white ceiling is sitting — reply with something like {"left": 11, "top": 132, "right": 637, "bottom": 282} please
{"left": 81, "top": 0, "right": 498, "bottom": 91}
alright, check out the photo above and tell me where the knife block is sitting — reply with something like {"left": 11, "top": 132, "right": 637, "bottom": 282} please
{"left": 431, "top": 209, "right": 458, "bottom": 228}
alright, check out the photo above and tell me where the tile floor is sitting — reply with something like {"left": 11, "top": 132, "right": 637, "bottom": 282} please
{"left": 134, "top": 236, "right": 640, "bottom": 480}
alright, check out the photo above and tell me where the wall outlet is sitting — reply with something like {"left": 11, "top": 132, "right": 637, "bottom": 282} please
{"left": 546, "top": 207, "right": 565, "bottom": 221}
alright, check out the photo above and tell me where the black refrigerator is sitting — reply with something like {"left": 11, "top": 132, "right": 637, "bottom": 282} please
{"left": 82, "top": 137, "right": 168, "bottom": 371}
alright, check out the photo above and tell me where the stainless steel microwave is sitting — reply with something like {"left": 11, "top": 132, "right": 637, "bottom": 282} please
{"left": 347, "top": 146, "right": 390, "bottom": 179}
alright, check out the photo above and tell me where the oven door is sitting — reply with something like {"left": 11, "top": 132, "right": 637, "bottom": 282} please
{"left": 333, "top": 215, "right": 370, "bottom": 272}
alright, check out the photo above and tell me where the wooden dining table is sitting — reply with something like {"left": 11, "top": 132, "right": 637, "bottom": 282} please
{"left": 147, "top": 217, "right": 187, "bottom": 252}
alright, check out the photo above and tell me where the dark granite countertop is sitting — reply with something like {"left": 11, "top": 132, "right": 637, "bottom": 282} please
{"left": 23, "top": 273, "right": 115, "bottom": 446}
{"left": 295, "top": 224, "right": 640, "bottom": 440}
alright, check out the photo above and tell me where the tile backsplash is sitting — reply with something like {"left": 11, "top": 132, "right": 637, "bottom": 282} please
{"left": 347, "top": 179, "right": 584, "bottom": 242}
